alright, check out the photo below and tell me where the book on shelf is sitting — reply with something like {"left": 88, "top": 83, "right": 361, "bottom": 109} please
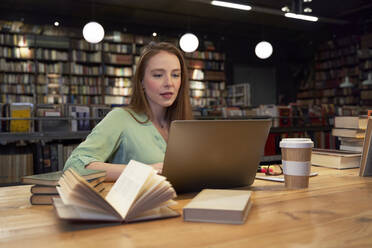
{"left": 332, "top": 128, "right": 365, "bottom": 138}
{"left": 334, "top": 116, "right": 368, "bottom": 130}
{"left": 53, "top": 160, "right": 179, "bottom": 222}
{"left": 9, "top": 102, "right": 33, "bottom": 132}
{"left": 360, "top": 117, "right": 372, "bottom": 177}
{"left": 311, "top": 148, "right": 361, "bottom": 169}
{"left": 22, "top": 169, "right": 106, "bottom": 186}
{"left": 183, "top": 189, "right": 252, "bottom": 225}
{"left": 68, "top": 105, "right": 90, "bottom": 131}
{"left": 36, "top": 104, "right": 68, "bottom": 132}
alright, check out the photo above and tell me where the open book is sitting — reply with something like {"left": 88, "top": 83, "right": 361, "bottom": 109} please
{"left": 53, "top": 160, "right": 180, "bottom": 222}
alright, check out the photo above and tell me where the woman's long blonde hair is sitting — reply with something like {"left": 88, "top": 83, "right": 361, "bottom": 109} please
{"left": 127, "top": 42, "right": 192, "bottom": 122}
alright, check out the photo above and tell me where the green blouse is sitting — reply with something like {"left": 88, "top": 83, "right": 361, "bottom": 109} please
{"left": 63, "top": 107, "right": 167, "bottom": 174}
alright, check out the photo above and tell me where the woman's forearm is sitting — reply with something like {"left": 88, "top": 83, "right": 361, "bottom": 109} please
{"left": 86, "top": 162, "right": 126, "bottom": 182}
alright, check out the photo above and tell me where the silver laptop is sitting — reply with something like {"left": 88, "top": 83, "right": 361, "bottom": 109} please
{"left": 162, "top": 119, "right": 272, "bottom": 193}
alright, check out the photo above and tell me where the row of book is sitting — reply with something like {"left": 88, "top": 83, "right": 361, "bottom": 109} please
{"left": 103, "top": 43, "right": 133, "bottom": 53}
{"left": 0, "top": 58, "right": 35, "bottom": 72}
{"left": 315, "top": 56, "right": 358, "bottom": 70}
{"left": 357, "top": 49, "right": 372, "bottom": 59}
{"left": 315, "top": 67, "right": 359, "bottom": 81}
{"left": 296, "top": 96, "right": 359, "bottom": 106}
{"left": 185, "top": 51, "right": 225, "bottom": 61}
{"left": 0, "top": 46, "right": 34, "bottom": 59}
{"left": 187, "top": 59, "right": 225, "bottom": 71}
{"left": 37, "top": 94, "right": 104, "bottom": 105}
{"left": 190, "top": 80, "right": 226, "bottom": 91}
{"left": 361, "top": 60, "right": 372, "bottom": 70}
{"left": 105, "top": 66, "right": 133, "bottom": 77}
{"left": 190, "top": 97, "right": 222, "bottom": 108}
{"left": 360, "top": 91, "right": 372, "bottom": 100}
{"left": 36, "top": 48, "right": 69, "bottom": 61}
{"left": 297, "top": 88, "right": 356, "bottom": 99}
{"left": 0, "top": 103, "right": 114, "bottom": 133}
{"left": 0, "top": 142, "right": 78, "bottom": 184}
{"left": 104, "top": 54, "right": 133, "bottom": 65}
{"left": 0, "top": 145, "right": 33, "bottom": 184}
{"left": 332, "top": 116, "right": 367, "bottom": 152}
{"left": 190, "top": 89, "right": 222, "bottom": 98}
{"left": 0, "top": 73, "right": 35, "bottom": 84}
{"left": 264, "top": 131, "right": 337, "bottom": 156}
{"left": 71, "top": 39, "right": 101, "bottom": 51}
{"left": 0, "top": 94, "right": 33, "bottom": 103}
{"left": 71, "top": 50, "right": 101, "bottom": 63}
{"left": 70, "top": 63, "right": 102, "bottom": 75}
{"left": 0, "top": 33, "right": 32, "bottom": 46}
{"left": 1, "top": 84, "right": 33, "bottom": 94}
{"left": 315, "top": 45, "right": 357, "bottom": 61}
{"left": 317, "top": 36, "right": 359, "bottom": 51}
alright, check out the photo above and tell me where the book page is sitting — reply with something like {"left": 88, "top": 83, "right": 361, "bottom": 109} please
{"left": 57, "top": 170, "right": 120, "bottom": 216}
{"left": 53, "top": 198, "right": 121, "bottom": 222}
{"left": 126, "top": 187, "right": 176, "bottom": 219}
{"left": 128, "top": 175, "right": 167, "bottom": 211}
{"left": 105, "top": 160, "right": 155, "bottom": 219}
{"left": 126, "top": 206, "right": 180, "bottom": 223}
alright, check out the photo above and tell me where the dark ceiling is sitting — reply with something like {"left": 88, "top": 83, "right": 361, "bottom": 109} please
{"left": 1, "top": 0, "right": 372, "bottom": 42}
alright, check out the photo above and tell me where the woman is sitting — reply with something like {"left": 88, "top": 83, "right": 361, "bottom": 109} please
{"left": 64, "top": 42, "right": 192, "bottom": 181}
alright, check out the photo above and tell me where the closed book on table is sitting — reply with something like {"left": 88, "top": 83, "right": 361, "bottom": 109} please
{"left": 22, "top": 170, "right": 106, "bottom": 186}
{"left": 31, "top": 194, "right": 60, "bottom": 205}
{"left": 334, "top": 116, "right": 367, "bottom": 130}
{"left": 332, "top": 128, "right": 365, "bottom": 138}
{"left": 183, "top": 189, "right": 252, "bottom": 224}
{"left": 311, "top": 148, "right": 361, "bottom": 169}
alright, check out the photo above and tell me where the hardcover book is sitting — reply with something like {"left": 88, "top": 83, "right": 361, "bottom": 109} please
{"left": 334, "top": 116, "right": 368, "bottom": 130}
{"left": 332, "top": 128, "right": 365, "bottom": 138}
{"left": 183, "top": 189, "right": 252, "bottom": 224}
{"left": 311, "top": 148, "right": 361, "bottom": 169}
{"left": 30, "top": 179, "right": 105, "bottom": 205}
{"left": 360, "top": 118, "right": 372, "bottom": 176}
{"left": 53, "top": 160, "right": 179, "bottom": 222}
{"left": 22, "top": 169, "right": 106, "bottom": 186}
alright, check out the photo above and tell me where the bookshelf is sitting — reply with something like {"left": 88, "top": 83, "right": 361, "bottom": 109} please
{"left": 0, "top": 30, "right": 228, "bottom": 109}
{"left": 297, "top": 35, "right": 361, "bottom": 106}
{"left": 185, "top": 50, "right": 226, "bottom": 109}
{"left": 102, "top": 36, "right": 133, "bottom": 105}
{"left": 69, "top": 38, "right": 103, "bottom": 105}
{"left": 358, "top": 34, "right": 372, "bottom": 105}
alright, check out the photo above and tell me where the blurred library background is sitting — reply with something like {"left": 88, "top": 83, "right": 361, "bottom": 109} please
{"left": 1, "top": 0, "right": 372, "bottom": 184}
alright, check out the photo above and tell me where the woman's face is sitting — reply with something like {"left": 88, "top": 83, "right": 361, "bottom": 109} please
{"left": 142, "top": 51, "right": 181, "bottom": 112}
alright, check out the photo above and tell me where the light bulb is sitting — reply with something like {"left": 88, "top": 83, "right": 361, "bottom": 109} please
{"left": 83, "top": 22, "right": 105, "bottom": 44}
{"left": 255, "top": 41, "right": 273, "bottom": 59}
{"left": 179, "top": 33, "right": 199, "bottom": 53}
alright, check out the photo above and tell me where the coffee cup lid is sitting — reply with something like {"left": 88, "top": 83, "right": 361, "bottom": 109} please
{"left": 279, "top": 138, "right": 314, "bottom": 148}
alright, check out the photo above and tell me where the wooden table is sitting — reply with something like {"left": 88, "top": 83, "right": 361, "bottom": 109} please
{"left": 1, "top": 167, "right": 372, "bottom": 248}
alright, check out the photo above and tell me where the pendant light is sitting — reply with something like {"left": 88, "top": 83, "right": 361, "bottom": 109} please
{"left": 83, "top": 21, "right": 105, "bottom": 44}
{"left": 362, "top": 73, "right": 372, "bottom": 86}
{"left": 179, "top": 33, "right": 199, "bottom": 53}
{"left": 340, "top": 76, "right": 353, "bottom": 88}
{"left": 255, "top": 41, "right": 273, "bottom": 59}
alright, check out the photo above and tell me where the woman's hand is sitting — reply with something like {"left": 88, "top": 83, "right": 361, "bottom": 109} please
{"left": 151, "top": 162, "right": 163, "bottom": 174}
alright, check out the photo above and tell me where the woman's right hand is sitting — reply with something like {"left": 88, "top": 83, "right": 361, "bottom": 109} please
{"left": 150, "top": 162, "right": 163, "bottom": 174}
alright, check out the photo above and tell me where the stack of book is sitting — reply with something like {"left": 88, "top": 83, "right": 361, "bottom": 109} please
{"left": 332, "top": 116, "right": 367, "bottom": 152}
{"left": 22, "top": 170, "right": 106, "bottom": 205}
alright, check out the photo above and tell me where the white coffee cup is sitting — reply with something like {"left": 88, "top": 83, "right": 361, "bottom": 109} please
{"left": 280, "top": 138, "right": 314, "bottom": 189}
